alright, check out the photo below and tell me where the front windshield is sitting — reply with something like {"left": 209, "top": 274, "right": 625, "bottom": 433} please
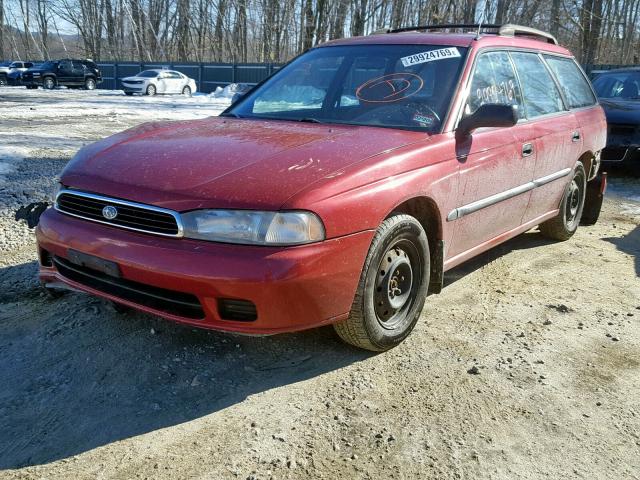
{"left": 137, "top": 70, "right": 159, "bottom": 78}
{"left": 593, "top": 71, "right": 640, "bottom": 99}
{"left": 227, "top": 44, "right": 468, "bottom": 132}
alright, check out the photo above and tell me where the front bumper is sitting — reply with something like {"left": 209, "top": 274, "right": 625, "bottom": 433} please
{"left": 121, "top": 83, "right": 146, "bottom": 93}
{"left": 22, "top": 76, "right": 43, "bottom": 86}
{"left": 601, "top": 145, "right": 640, "bottom": 163}
{"left": 36, "top": 208, "right": 373, "bottom": 334}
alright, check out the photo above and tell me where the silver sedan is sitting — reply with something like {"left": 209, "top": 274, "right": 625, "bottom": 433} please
{"left": 121, "top": 69, "right": 197, "bottom": 96}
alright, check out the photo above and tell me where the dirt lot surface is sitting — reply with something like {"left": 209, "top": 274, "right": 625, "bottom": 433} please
{"left": 1, "top": 87, "right": 639, "bottom": 479}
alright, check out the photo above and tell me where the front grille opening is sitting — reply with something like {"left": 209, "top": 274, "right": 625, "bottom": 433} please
{"left": 53, "top": 256, "right": 205, "bottom": 319}
{"left": 39, "top": 248, "right": 53, "bottom": 267}
{"left": 218, "top": 299, "right": 258, "bottom": 322}
{"left": 56, "top": 192, "right": 180, "bottom": 236}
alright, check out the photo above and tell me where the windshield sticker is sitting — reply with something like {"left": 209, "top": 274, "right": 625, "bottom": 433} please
{"left": 356, "top": 73, "right": 424, "bottom": 103}
{"left": 400, "top": 47, "right": 461, "bottom": 67}
{"left": 412, "top": 113, "right": 436, "bottom": 127}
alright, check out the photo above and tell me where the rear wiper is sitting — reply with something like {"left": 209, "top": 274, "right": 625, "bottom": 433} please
{"left": 297, "top": 117, "right": 324, "bottom": 123}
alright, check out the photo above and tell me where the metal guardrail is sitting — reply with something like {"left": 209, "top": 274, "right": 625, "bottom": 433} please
{"left": 94, "top": 62, "right": 283, "bottom": 93}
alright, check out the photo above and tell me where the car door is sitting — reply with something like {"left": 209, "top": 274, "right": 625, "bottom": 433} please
{"left": 509, "top": 52, "right": 577, "bottom": 223}
{"left": 72, "top": 61, "right": 86, "bottom": 85}
{"left": 155, "top": 71, "right": 170, "bottom": 93}
{"left": 57, "top": 60, "right": 73, "bottom": 83}
{"left": 447, "top": 50, "right": 537, "bottom": 259}
{"left": 168, "top": 72, "right": 184, "bottom": 93}
{"left": 544, "top": 55, "right": 605, "bottom": 176}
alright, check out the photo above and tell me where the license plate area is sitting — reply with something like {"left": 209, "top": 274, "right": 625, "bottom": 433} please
{"left": 67, "top": 249, "right": 121, "bottom": 278}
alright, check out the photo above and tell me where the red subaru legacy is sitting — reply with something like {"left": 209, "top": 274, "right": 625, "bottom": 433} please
{"left": 37, "top": 24, "right": 607, "bottom": 351}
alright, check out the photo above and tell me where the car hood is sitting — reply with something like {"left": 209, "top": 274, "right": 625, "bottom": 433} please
{"left": 599, "top": 98, "right": 640, "bottom": 124}
{"left": 61, "top": 117, "right": 427, "bottom": 211}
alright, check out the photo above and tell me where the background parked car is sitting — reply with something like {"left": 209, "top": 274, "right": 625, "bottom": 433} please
{"left": 0, "top": 61, "right": 34, "bottom": 86}
{"left": 120, "top": 69, "right": 197, "bottom": 96}
{"left": 592, "top": 67, "right": 640, "bottom": 171}
{"left": 21, "top": 59, "right": 102, "bottom": 90}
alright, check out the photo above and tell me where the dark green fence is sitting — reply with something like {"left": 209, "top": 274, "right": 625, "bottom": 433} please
{"left": 95, "top": 62, "right": 283, "bottom": 93}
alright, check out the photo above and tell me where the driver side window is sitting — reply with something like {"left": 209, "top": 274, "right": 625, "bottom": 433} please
{"left": 467, "top": 51, "right": 524, "bottom": 119}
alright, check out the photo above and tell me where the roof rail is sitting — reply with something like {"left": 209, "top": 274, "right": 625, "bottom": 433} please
{"left": 498, "top": 24, "right": 557, "bottom": 44}
{"left": 386, "top": 23, "right": 558, "bottom": 45}
{"left": 388, "top": 24, "right": 501, "bottom": 34}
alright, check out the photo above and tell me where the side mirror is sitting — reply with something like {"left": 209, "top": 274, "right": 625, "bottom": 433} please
{"left": 457, "top": 104, "right": 518, "bottom": 137}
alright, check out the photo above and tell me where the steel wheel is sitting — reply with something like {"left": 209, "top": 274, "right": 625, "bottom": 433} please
{"left": 539, "top": 162, "right": 586, "bottom": 241}
{"left": 373, "top": 240, "right": 421, "bottom": 330}
{"left": 334, "top": 214, "right": 430, "bottom": 351}
{"left": 565, "top": 177, "right": 583, "bottom": 229}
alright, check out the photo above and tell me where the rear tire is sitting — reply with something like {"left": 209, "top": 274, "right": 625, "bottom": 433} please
{"left": 0, "top": 76, "right": 7, "bottom": 86}
{"left": 43, "top": 77, "right": 55, "bottom": 90}
{"left": 580, "top": 173, "right": 605, "bottom": 226}
{"left": 146, "top": 84, "right": 156, "bottom": 96}
{"left": 124, "top": 92, "right": 134, "bottom": 96}
{"left": 539, "top": 162, "right": 586, "bottom": 241}
{"left": 333, "top": 214, "right": 430, "bottom": 351}
{"left": 182, "top": 86, "right": 191, "bottom": 97}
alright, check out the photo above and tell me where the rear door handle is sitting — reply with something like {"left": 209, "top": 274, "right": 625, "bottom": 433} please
{"left": 572, "top": 131, "right": 581, "bottom": 142}
{"left": 522, "top": 143, "right": 534, "bottom": 157}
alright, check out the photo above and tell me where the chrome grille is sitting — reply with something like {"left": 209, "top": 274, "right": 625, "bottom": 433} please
{"left": 55, "top": 189, "right": 183, "bottom": 237}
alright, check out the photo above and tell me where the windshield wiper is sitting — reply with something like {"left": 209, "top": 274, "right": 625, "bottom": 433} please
{"left": 220, "top": 112, "right": 243, "bottom": 118}
{"left": 297, "top": 117, "right": 324, "bottom": 123}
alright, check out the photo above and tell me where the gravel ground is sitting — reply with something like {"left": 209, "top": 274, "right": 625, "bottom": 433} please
{"left": 0, "top": 87, "right": 639, "bottom": 479}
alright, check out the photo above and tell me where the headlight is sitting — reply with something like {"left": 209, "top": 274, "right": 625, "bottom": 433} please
{"left": 50, "top": 182, "right": 62, "bottom": 202}
{"left": 181, "top": 210, "right": 325, "bottom": 245}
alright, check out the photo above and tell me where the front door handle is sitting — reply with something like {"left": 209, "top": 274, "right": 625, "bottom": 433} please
{"left": 572, "top": 131, "right": 581, "bottom": 142}
{"left": 522, "top": 143, "right": 534, "bottom": 157}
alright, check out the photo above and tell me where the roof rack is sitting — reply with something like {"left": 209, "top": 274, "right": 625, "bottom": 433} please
{"left": 386, "top": 23, "right": 558, "bottom": 45}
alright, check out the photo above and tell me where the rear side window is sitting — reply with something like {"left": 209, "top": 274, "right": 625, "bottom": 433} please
{"left": 467, "top": 51, "right": 524, "bottom": 118}
{"left": 544, "top": 56, "right": 596, "bottom": 108}
{"left": 510, "top": 52, "right": 565, "bottom": 118}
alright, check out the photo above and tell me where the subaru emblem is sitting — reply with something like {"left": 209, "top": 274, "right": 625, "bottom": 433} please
{"left": 102, "top": 205, "right": 118, "bottom": 220}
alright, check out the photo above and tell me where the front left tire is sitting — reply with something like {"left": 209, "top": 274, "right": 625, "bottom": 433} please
{"left": 334, "top": 214, "right": 430, "bottom": 352}
{"left": 146, "top": 84, "right": 157, "bottom": 96}
{"left": 84, "top": 77, "right": 96, "bottom": 90}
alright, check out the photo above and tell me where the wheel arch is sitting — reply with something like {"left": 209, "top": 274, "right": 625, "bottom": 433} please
{"left": 386, "top": 196, "right": 444, "bottom": 295}
{"left": 577, "top": 150, "right": 598, "bottom": 181}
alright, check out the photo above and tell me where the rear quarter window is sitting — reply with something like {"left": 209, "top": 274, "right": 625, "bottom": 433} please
{"left": 544, "top": 56, "right": 596, "bottom": 108}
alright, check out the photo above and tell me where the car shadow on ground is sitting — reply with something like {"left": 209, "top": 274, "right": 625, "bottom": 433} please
{"left": 602, "top": 225, "right": 640, "bottom": 277}
{"left": 0, "top": 261, "right": 371, "bottom": 469}
{"left": 443, "top": 230, "right": 555, "bottom": 285}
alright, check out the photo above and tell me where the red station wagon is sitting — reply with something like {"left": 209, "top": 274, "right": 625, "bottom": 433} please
{"left": 36, "top": 24, "right": 607, "bottom": 351}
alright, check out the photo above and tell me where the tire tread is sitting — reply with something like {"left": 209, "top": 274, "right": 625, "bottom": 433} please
{"left": 333, "top": 214, "right": 423, "bottom": 352}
